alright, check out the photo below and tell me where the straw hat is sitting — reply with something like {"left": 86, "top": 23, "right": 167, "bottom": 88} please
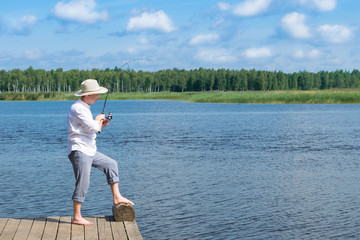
{"left": 75, "top": 79, "right": 108, "bottom": 96}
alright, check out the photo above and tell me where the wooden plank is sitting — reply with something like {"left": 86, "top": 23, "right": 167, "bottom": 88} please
{"left": 124, "top": 221, "right": 143, "bottom": 240}
{"left": 84, "top": 217, "right": 99, "bottom": 240}
{"left": 0, "top": 218, "right": 8, "bottom": 236}
{"left": 56, "top": 216, "right": 72, "bottom": 240}
{"left": 42, "top": 216, "right": 60, "bottom": 240}
{"left": 13, "top": 218, "right": 33, "bottom": 240}
{"left": 0, "top": 218, "right": 20, "bottom": 240}
{"left": 0, "top": 216, "right": 142, "bottom": 240}
{"left": 71, "top": 217, "right": 85, "bottom": 240}
{"left": 27, "top": 217, "right": 46, "bottom": 240}
{"left": 109, "top": 216, "right": 127, "bottom": 240}
{"left": 97, "top": 216, "right": 113, "bottom": 240}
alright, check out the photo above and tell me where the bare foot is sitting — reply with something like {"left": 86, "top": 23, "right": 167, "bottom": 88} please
{"left": 114, "top": 196, "right": 134, "bottom": 206}
{"left": 72, "top": 217, "right": 93, "bottom": 226}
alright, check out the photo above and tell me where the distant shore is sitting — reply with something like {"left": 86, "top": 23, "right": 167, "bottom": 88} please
{"left": 1, "top": 90, "right": 360, "bottom": 104}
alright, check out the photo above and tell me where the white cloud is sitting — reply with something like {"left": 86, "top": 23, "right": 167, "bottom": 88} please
{"left": 213, "top": 17, "right": 225, "bottom": 27}
{"left": 24, "top": 49, "right": 43, "bottom": 60}
{"left": 318, "top": 24, "right": 351, "bottom": 43}
{"left": 194, "top": 49, "right": 236, "bottom": 63}
{"left": 308, "top": 49, "right": 321, "bottom": 58}
{"left": 293, "top": 49, "right": 321, "bottom": 59}
{"left": 218, "top": 2, "right": 230, "bottom": 11}
{"left": 294, "top": 50, "right": 305, "bottom": 59}
{"left": 126, "top": 10, "right": 176, "bottom": 33}
{"left": 299, "top": 0, "right": 336, "bottom": 11}
{"left": 243, "top": 47, "right": 271, "bottom": 58}
{"left": 233, "top": 0, "right": 272, "bottom": 17}
{"left": 52, "top": 0, "right": 108, "bottom": 24}
{"left": 12, "top": 15, "right": 38, "bottom": 35}
{"left": 138, "top": 37, "right": 149, "bottom": 45}
{"left": 281, "top": 12, "right": 311, "bottom": 39}
{"left": 189, "top": 34, "right": 219, "bottom": 45}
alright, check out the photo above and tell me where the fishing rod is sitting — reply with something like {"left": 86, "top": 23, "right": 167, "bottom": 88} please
{"left": 98, "top": 59, "right": 137, "bottom": 133}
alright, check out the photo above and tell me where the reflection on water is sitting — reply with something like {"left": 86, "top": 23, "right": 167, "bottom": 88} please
{"left": 0, "top": 101, "right": 359, "bottom": 239}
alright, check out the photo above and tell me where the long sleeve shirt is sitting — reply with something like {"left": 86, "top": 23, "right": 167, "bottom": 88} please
{"left": 67, "top": 99, "right": 100, "bottom": 156}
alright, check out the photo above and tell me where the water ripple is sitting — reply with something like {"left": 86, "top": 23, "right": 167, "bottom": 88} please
{"left": 0, "top": 101, "right": 360, "bottom": 239}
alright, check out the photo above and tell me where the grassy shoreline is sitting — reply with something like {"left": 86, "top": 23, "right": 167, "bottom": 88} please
{"left": 1, "top": 90, "right": 360, "bottom": 103}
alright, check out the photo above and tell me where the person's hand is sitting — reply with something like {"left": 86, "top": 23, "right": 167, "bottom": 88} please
{"left": 102, "top": 119, "right": 110, "bottom": 127}
{"left": 95, "top": 114, "right": 105, "bottom": 122}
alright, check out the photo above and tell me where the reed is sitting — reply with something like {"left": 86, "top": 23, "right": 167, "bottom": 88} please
{"left": 1, "top": 90, "right": 360, "bottom": 103}
{"left": 185, "top": 90, "right": 360, "bottom": 104}
{"left": 0, "top": 92, "right": 78, "bottom": 101}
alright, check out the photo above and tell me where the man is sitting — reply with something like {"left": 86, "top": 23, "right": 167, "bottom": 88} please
{"left": 67, "top": 79, "right": 134, "bottom": 226}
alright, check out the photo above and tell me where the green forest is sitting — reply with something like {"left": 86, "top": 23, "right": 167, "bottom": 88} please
{"left": 1, "top": 67, "right": 360, "bottom": 93}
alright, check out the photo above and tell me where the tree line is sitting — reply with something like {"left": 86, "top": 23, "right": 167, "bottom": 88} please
{"left": 1, "top": 66, "right": 360, "bottom": 93}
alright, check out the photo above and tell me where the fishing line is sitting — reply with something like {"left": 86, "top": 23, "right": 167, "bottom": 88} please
{"left": 98, "top": 59, "right": 137, "bottom": 133}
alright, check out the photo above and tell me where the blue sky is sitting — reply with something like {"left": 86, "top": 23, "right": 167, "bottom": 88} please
{"left": 0, "top": 0, "right": 359, "bottom": 72}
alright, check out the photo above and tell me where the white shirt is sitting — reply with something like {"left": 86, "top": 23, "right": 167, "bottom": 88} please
{"left": 67, "top": 99, "right": 100, "bottom": 156}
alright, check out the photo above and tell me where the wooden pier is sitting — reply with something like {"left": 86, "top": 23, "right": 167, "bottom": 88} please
{"left": 0, "top": 216, "right": 142, "bottom": 240}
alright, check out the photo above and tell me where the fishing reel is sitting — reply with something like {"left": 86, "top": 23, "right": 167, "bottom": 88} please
{"left": 105, "top": 112, "right": 112, "bottom": 121}
{"left": 98, "top": 112, "right": 112, "bottom": 133}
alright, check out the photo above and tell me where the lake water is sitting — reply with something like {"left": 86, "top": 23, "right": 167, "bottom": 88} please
{"left": 0, "top": 100, "right": 359, "bottom": 239}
